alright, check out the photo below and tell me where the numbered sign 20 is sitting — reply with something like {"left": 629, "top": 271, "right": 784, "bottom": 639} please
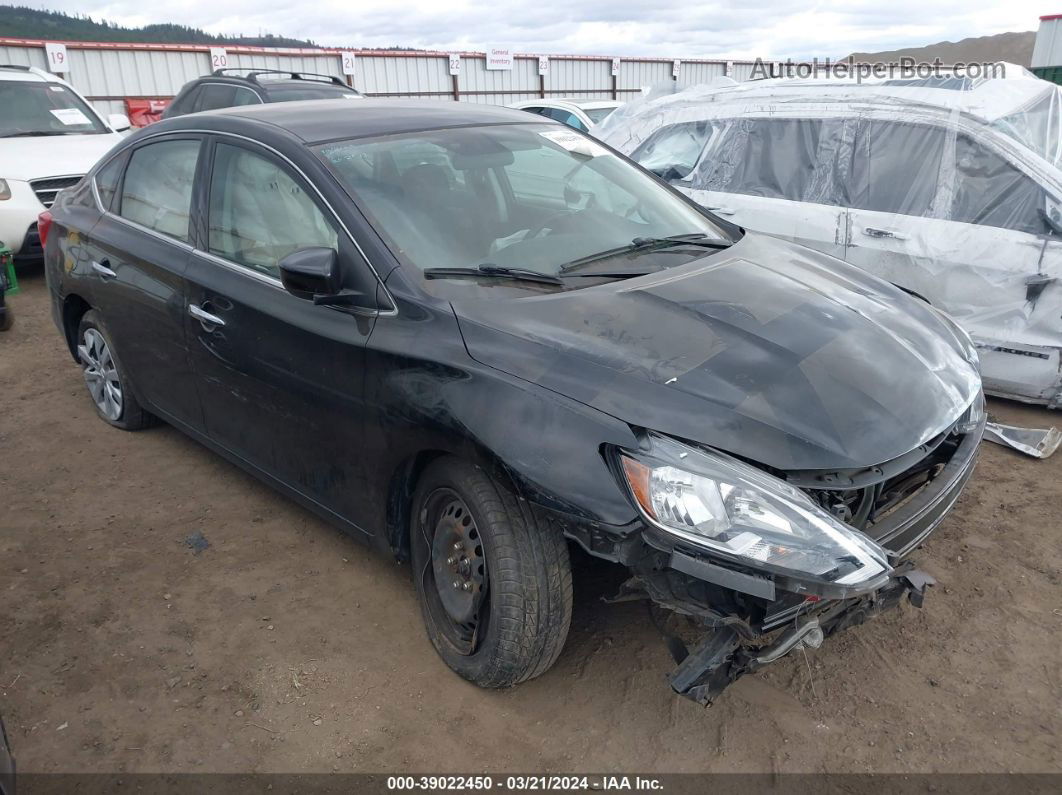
{"left": 210, "top": 48, "right": 229, "bottom": 71}
{"left": 45, "top": 42, "right": 68, "bottom": 73}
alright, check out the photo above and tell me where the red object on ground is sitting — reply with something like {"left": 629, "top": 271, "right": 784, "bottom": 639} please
{"left": 125, "top": 98, "right": 171, "bottom": 127}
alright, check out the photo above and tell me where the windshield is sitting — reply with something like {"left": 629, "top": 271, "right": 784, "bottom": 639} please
{"left": 583, "top": 106, "right": 619, "bottom": 125}
{"left": 0, "top": 80, "right": 108, "bottom": 136}
{"left": 317, "top": 123, "right": 728, "bottom": 280}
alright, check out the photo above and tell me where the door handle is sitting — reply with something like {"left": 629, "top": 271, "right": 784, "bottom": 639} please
{"left": 863, "top": 227, "right": 907, "bottom": 241}
{"left": 189, "top": 303, "right": 226, "bottom": 328}
{"left": 708, "top": 206, "right": 736, "bottom": 216}
{"left": 91, "top": 259, "right": 117, "bottom": 278}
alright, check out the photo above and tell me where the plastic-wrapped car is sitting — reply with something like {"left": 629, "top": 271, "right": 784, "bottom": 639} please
{"left": 598, "top": 65, "right": 1062, "bottom": 408}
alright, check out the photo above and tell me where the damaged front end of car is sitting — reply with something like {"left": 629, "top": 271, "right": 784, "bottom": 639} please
{"left": 602, "top": 395, "right": 985, "bottom": 705}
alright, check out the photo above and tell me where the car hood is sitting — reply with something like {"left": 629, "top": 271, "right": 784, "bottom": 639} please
{"left": 451, "top": 234, "right": 981, "bottom": 471}
{"left": 0, "top": 132, "right": 123, "bottom": 181}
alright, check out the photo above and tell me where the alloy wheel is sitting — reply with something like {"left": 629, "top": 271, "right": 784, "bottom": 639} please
{"left": 78, "top": 327, "right": 123, "bottom": 421}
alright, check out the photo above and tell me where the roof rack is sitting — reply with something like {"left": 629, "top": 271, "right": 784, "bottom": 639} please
{"left": 212, "top": 67, "right": 346, "bottom": 87}
{"left": 0, "top": 64, "right": 32, "bottom": 71}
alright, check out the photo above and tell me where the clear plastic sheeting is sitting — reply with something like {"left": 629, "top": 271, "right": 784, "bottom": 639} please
{"left": 598, "top": 64, "right": 1062, "bottom": 408}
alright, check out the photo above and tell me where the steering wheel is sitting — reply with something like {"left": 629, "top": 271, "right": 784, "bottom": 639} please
{"left": 525, "top": 209, "right": 578, "bottom": 240}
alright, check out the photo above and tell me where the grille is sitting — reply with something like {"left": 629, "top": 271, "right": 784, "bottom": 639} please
{"left": 29, "top": 175, "right": 83, "bottom": 208}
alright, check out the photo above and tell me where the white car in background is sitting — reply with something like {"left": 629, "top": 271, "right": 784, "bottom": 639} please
{"left": 508, "top": 98, "right": 623, "bottom": 134}
{"left": 0, "top": 64, "right": 130, "bottom": 262}
{"left": 599, "top": 66, "right": 1062, "bottom": 408}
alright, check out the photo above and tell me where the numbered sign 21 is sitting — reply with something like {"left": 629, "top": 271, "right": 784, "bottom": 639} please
{"left": 341, "top": 52, "right": 356, "bottom": 76}
{"left": 45, "top": 42, "right": 68, "bottom": 73}
{"left": 210, "top": 48, "right": 229, "bottom": 71}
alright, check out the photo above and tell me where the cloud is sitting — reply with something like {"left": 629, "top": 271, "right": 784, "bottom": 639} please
{"left": 30, "top": 0, "right": 1052, "bottom": 58}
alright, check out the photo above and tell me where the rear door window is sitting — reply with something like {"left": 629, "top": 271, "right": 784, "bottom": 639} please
{"left": 849, "top": 121, "right": 946, "bottom": 217}
{"left": 118, "top": 139, "right": 200, "bottom": 242}
{"left": 95, "top": 154, "right": 126, "bottom": 211}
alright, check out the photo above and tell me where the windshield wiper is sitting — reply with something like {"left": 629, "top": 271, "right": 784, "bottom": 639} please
{"left": 559, "top": 233, "right": 732, "bottom": 273}
{"left": 423, "top": 264, "right": 563, "bottom": 286}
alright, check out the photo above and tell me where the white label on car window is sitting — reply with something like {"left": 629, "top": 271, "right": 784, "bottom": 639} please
{"left": 538, "top": 129, "right": 608, "bottom": 158}
{"left": 49, "top": 85, "right": 65, "bottom": 92}
{"left": 50, "top": 108, "right": 90, "bottom": 125}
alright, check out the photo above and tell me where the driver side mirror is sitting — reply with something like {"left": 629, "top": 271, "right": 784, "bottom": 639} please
{"left": 108, "top": 113, "right": 132, "bottom": 133}
{"left": 1041, "top": 195, "right": 1062, "bottom": 237}
{"left": 279, "top": 247, "right": 343, "bottom": 301}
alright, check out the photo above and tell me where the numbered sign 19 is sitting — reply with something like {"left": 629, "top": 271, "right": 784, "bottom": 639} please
{"left": 341, "top": 52, "right": 356, "bottom": 76}
{"left": 44, "top": 42, "right": 68, "bottom": 73}
{"left": 209, "top": 48, "right": 229, "bottom": 71}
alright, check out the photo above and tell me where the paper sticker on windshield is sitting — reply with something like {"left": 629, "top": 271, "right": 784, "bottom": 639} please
{"left": 50, "top": 108, "right": 90, "bottom": 126}
{"left": 538, "top": 129, "right": 608, "bottom": 158}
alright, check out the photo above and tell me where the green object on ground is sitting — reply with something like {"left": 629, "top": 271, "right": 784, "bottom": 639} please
{"left": 0, "top": 246, "right": 18, "bottom": 295}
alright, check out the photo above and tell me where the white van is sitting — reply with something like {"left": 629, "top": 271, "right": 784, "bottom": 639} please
{"left": 0, "top": 65, "right": 130, "bottom": 262}
{"left": 599, "top": 67, "right": 1062, "bottom": 408}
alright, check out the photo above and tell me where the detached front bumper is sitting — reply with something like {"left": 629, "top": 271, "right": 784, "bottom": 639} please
{"left": 668, "top": 564, "right": 934, "bottom": 705}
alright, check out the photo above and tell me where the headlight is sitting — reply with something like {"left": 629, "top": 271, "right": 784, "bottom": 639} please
{"left": 619, "top": 434, "right": 889, "bottom": 595}
{"left": 0, "top": 179, "right": 11, "bottom": 201}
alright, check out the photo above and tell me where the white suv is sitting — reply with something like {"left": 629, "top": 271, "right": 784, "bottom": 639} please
{"left": 601, "top": 68, "right": 1062, "bottom": 408}
{"left": 0, "top": 65, "right": 130, "bottom": 262}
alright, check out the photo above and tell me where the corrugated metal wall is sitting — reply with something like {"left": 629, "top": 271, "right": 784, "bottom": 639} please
{"left": 1033, "top": 16, "right": 1062, "bottom": 69}
{"left": 1, "top": 38, "right": 764, "bottom": 116}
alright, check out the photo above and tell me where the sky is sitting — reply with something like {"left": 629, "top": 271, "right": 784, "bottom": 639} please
{"left": 17, "top": 1, "right": 1059, "bottom": 59}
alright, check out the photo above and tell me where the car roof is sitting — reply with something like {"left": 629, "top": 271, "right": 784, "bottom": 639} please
{"left": 0, "top": 65, "right": 56, "bottom": 83}
{"left": 202, "top": 99, "right": 551, "bottom": 143}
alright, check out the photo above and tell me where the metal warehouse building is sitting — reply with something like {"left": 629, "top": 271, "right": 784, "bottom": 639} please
{"left": 0, "top": 37, "right": 763, "bottom": 121}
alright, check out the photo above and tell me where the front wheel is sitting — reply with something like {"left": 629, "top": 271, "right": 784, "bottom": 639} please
{"left": 411, "top": 457, "right": 573, "bottom": 688}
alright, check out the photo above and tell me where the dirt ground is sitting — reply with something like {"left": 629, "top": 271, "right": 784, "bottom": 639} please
{"left": 1, "top": 268, "right": 1059, "bottom": 775}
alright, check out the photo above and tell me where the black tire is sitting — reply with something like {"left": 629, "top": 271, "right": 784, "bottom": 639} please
{"left": 411, "top": 457, "right": 573, "bottom": 688}
{"left": 0, "top": 307, "right": 11, "bottom": 332}
{"left": 76, "top": 310, "right": 158, "bottom": 430}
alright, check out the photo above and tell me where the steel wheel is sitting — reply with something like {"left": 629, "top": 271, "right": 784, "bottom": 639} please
{"left": 78, "top": 327, "right": 123, "bottom": 421}
{"left": 420, "top": 489, "right": 490, "bottom": 655}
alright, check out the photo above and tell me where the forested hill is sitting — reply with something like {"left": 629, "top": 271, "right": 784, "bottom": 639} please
{"left": 0, "top": 6, "right": 321, "bottom": 48}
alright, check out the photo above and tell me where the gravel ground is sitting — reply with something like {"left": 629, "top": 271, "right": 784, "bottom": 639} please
{"left": 1, "top": 268, "right": 1059, "bottom": 774}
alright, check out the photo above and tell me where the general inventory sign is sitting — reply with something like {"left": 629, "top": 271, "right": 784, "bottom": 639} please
{"left": 486, "top": 46, "right": 514, "bottom": 70}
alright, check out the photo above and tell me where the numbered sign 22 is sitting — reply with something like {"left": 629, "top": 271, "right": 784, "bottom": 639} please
{"left": 45, "top": 42, "right": 68, "bottom": 73}
{"left": 210, "top": 48, "right": 229, "bottom": 71}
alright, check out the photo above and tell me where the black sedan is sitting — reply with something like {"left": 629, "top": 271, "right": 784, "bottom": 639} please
{"left": 41, "top": 100, "right": 984, "bottom": 703}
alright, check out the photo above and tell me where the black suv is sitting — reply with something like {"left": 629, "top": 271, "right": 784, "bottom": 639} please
{"left": 162, "top": 68, "right": 361, "bottom": 118}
